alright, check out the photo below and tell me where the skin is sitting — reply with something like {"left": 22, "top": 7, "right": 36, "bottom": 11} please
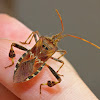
{"left": 0, "top": 14, "right": 98, "bottom": 100}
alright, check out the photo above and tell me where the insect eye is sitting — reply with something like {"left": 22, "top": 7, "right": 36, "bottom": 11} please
{"left": 42, "top": 45, "right": 45, "bottom": 48}
{"left": 45, "top": 47, "right": 48, "bottom": 50}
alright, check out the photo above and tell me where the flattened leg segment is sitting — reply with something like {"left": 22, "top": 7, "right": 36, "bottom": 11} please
{"left": 40, "top": 63, "right": 61, "bottom": 94}
{"left": 5, "top": 43, "right": 28, "bottom": 68}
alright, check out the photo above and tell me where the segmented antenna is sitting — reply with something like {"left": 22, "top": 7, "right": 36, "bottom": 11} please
{"left": 52, "top": 9, "right": 100, "bottom": 49}
{"left": 66, "top": 34, "right": 100, "bottom": 49}
{"left": 55, "top": 9, "right": 64, "bottom": 34}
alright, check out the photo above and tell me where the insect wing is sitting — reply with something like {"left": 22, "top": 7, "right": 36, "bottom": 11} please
{"left": 13, "top": 58, "right": 36, "bottom": 83}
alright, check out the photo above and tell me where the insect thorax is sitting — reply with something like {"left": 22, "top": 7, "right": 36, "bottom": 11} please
{"left": 31, "top": 36, "right": 58, "bottom": 62}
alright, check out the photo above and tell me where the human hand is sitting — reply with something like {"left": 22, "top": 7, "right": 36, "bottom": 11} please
{"left": 0, "top": 14, "right": 98, "bottom": 100}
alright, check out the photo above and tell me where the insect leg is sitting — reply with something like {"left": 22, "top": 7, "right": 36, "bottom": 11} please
{"left": 20, "top": 31, "right": 39, "bottom": 44}
{"left": 5, "top": 43, "right": 28, "bottom": 68}
{"left": 56, "top": 50, "right": 66, "bottom": 59}
{"left": 40, "top": 63, "right": 61, "bottom": 94}
{"left": 49, "top": 50, "right": 66, "bottom": 73}
{"left": 50, "top": 57, "right": 64, "bottom": 73}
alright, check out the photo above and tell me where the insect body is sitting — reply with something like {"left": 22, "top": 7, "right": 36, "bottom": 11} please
{"left": 13, "top": 36, "right": 58, "bottom": 83}
{"left": 5, "top": 9, "right": 100, "bottom": 94}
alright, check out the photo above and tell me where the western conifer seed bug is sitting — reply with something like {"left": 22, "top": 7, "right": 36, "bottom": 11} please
{"left": 5, "top": 9, "right": 100, "bottom": 94}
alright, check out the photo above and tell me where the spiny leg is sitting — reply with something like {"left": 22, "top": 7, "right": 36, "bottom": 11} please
{"left": 40, "top": 63, "right": 61, "bottom": 94}
{"left": 50, "top": 57, "right": 64, "bottom": 73}
{"left": 5, "top": 43, "right": 28, "bottom": 68}
{"left": 20, "top": 31, "right": 39, "bottom": 44}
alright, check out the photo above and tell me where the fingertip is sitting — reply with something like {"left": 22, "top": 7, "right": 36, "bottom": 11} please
{"left": 0, "top": 13, "right": 11, "bottom": 18}
{"left": 0, "top": 13, "right": 32, "bottom": 41}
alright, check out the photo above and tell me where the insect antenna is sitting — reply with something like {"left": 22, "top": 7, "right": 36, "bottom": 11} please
{"left": 51, "top": 9, "right": 100, "bottom": 49}
{"left": 65, "top": 34, "right": 100, "bottom": 49}
{"left": 51, "top": 9, "right": 64, "bottom": 42}
{"left": 55, "top": 9, "right": 64, "bottom": 34}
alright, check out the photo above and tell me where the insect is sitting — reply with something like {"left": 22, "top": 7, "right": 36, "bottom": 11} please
{"left": 5, "top": 9, "right": 100, "bottom": 94}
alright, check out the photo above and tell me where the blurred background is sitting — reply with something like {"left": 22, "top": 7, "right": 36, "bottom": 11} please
{"left": 0, "top": 0, "right": 100, "bottom": 99}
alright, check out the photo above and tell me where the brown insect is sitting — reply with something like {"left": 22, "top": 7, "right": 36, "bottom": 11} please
{"left": 5, "top": 9, "right": 100, "bottom": 94}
